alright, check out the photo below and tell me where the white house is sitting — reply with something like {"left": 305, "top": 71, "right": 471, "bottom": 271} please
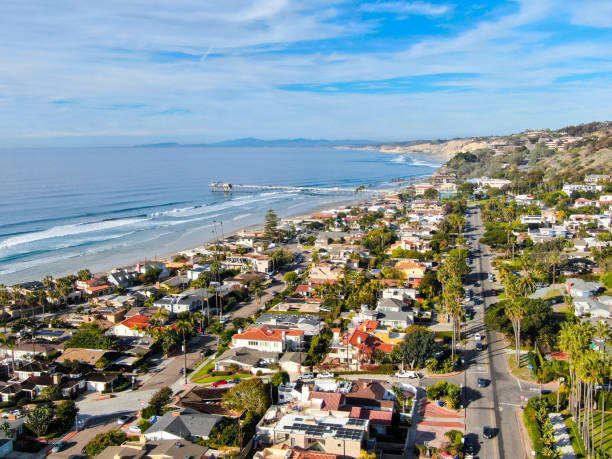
{"left": 153, "top": 288, "right": 207, "bottom": 317}
{"left": 230, "top": 327, "right": 304, "bottom": 353}
{"left": 381, "top": 287, "right": 419, "bottom": 302}
{"left": 107, "top": 315, "right": 150, "bottom": 337}
{"left": 187, "top": 265, "right": 210, "bottom": 282}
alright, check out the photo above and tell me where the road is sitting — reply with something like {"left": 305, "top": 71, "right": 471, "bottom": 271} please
{"left": 464, "top": 204, "right": 536, "bottom": 459}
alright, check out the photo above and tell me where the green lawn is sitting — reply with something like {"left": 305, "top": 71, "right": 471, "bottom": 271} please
{"left": 565, "top": 417, "right": 587, "bottom": 458}
{"left": 507, "top": 353, "right": 538, "bottom": 382}
{"left": 583, "top": 411, "right": 612, "bottom": 453}
{"left": 542, "top": 289, "right": 562, "bottom": 300}
{"left": 192, "top": 373, "right": 251, "bottom": 384}
{"left": 189, "top": 362, "right": 215, "bottom": 381}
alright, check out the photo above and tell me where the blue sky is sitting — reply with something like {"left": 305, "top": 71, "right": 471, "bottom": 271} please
{"left": 0, "top": 0, "right": 611, "bottom": 146}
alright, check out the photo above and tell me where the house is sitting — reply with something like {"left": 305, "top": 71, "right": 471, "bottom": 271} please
{"left": 14, "top": 361, "right": 56, "bottom": 380}
{"left": 472, "top": 177, "right": 512, "bottom": 189}
{"left": 84, "top": 372, "right": 120, "bottom": 392}
{"left": 231, "top": 327, "right": 304, "bottom": 353}
{"left": 143, "top": 408, "right": 223, "bottom": 442}
{"left": 12, "top": 342, "right": 62, "bottom": 360}
{"left": 563, "top": 184, "right": 604, "bottom": 194}
{"left": 96, "top": 438, "right": 208, "bottom": 459}
{"left": 257, "top": 412, "right": 367, "bottom": 458}
{"left": 153, "top": 288, "right": 208, "bottom": 317}
{"left": 585, "top": 174, "right": 611, "bottom": 183}
{"left": 566, "top": 279, "right": 602, "bottom": 297}
{"left": 376, "top": 297, "right": 414, "bottom": 328}
{"left": 187, "top": 265, "right": 211, "bottom": 282}
{"left": 381, "top": 287, "right": 418, "bottom": 302}
{"left": 326, "top": 328, "right": 395, "bottom": 369}
{"left": 135, "top": 261, "right": 170, "bottom": 279}
{"left": 55, "top": 348, "right": 110, "bottom": 367}
{"left": 0, "top": 382, "right": 21, "bottom": 402}
{"left": 386, "top": 238, "right": 431, "bottom": 254}
{"left": 175, "top": 386, "right": 241, "bottom": 417}
{"left": 255, "top": 445, "right": 341, "bottom": 459}
{"left": 394, "top": 260, "right": 427, "bottom": 278}
{"left": 574, "top": 298, "right": 611, "bottom": 318}
{"left": 279, "top": 352, "right": 306, "bottom": 374}
{"left": 108, "top": 315, "right": 151, "bottom": 337}
{"left": 224, "top": 254, "right": 273, "bottom": 273}
{"left": 308, "top": 261, "right": 343, "bottom": 282}
{"left": 214, "top": 347, "right": 278, "bottom": 373}
{"left": 79, "top": 279, "right": 114, "bottom": 297}
{"left": 255, "top": 314, "right": 322, "bottom": 337}
{"left": 107, "top": 269, "right": 140, "bottom": 288}
{"left": 20, "top": 373, "right": 57, "bottom": 399}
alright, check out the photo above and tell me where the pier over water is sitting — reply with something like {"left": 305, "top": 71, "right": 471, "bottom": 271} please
{"left": 208, "top": 182, "right": 400, "bottom": 195}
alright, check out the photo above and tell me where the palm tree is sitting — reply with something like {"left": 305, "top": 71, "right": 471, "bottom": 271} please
{"left": 175, "top": 317, "right": 194, "bottom": 384}
{"left": 506, "top": 300, "right": 527, "bottom": 367}
{"left": 4, "top": 336, "right": 16, "bottom": 374}
{"left": 0, "top": 285, "right": 10, "bottom": 333}
{"left": 594, "top": 322, "right": 610, "bottom": 355}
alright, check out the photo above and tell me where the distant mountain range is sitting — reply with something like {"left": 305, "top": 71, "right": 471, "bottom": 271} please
{"left": 133, "top": 137, "right": 377, "bottom": 148}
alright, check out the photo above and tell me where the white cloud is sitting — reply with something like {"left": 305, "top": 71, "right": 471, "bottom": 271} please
{"left": 570, "top": 0, "right": 612, "bottom": 28}
{"left": 359, "top": 1, "right": 452, "bottom": 16}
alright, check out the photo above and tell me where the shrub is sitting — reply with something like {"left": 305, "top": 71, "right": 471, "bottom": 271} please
{"left": 85, "top": 429, "right": 127, "bottom": 457}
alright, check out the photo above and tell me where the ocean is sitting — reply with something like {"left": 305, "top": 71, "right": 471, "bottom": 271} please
{"left": 0, "top": 146, "right": 440, "bottom": 285}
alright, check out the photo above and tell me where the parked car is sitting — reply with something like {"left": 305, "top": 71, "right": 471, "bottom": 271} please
{"left": 299, "top": 372, "right": 314, "bottom": 380}
{"left": 52, "top": 441, "right": 66, "bottom": 453}
{"left": 395, "top": 371, "right": 418, "bottom": 379}
{"left": 117, "top": 414, "right": 131, "bottom": 425}
{"left": 129, "top": 424, "right": 142, "bottom": 433}
{"left": 474, "top": 333, "right": 483, "bottom": 341}
{"left": 477, "top": 378, "right": 488, "bottom": 387}
{"left": 211, "top": 379, "right": 228, "bottom": 387}
{"left": 476, "top": 342, "right": 483, "bottom": 351}
{"left": 316, "top": 372, "right": 335, "bottom": 379}
{"left": 483, "top": 426, "right": 493, "bottom": 439}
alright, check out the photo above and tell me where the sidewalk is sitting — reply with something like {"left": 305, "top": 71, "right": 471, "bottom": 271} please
{"left": 549, "top": 413, "right": 576, "bottom": 459}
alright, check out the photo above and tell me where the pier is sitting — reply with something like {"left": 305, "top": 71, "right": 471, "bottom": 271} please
{"left": 209, "top": 182, "right": 401, "bottom": 195}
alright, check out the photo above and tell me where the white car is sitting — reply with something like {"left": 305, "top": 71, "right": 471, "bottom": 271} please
{"left": 474, "top": 333, "right": 483, "bottom": 341}
{"left": 128, "top": 425, "right": 141, "bottom": 433}
{"left": 299, "top": 372, "right": 315, "bottom": 380}
{"left": 316, "top": 372, "right": 335, "bottom": 379}
{"left": 395, "top": 371, "right": 418, "bottom": 379}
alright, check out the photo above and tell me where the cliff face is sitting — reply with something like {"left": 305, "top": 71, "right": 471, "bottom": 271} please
{"left": 377, "top": 138, "right": 489, "bottom": 161}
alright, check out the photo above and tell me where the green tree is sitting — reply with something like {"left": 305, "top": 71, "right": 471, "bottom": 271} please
{"left": 264, "top": 209, "right": 279, "bottom": 241}
{"left": 55, "top": 400, "right": 79, "bottom": 431}
{"left": 283, "top": 271, "right": 298, "bottom": 287}
{"left": 148, "top": 386, "right": 172, "bottom": 415}
{"left": 423, "top": 188, "right": 439, "bottom": 200}
{"left": 394, "top": 326, "right": 437, "bottom": 369}
{"left": 85, "top": 429, "right": 127, "bottom": 457}
{"left": 222, "top": 378, "right": 270, "bottom": 416}
{"left": 40, "top": 385, "right": 63, "bottom": 401}
{"left": 175, "top": 317, "right": 194, "bottom": 384}
{"left": 77, "top": 269, "right": 92, "bottom": 282}
{"left": 64, "top": 323, "right": 119, "bottom": 350}
{"left": 139, "top": 268, "right": 162, "bottom": 285}
{"left": 25, "top": 404, "right": 54, "bottom": 437}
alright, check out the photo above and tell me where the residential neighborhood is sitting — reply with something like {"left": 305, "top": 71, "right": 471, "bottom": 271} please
{"left": 0, "top": 122, "right": 610, "bottom": 459}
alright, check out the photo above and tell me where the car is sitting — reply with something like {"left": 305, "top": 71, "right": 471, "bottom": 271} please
{"left": 474, "top": 333, "right": 482, "bottom": 341}
{"left": 230, "top": 378, "right": 242, "bottom": 384}
{"left": 483, "top": 426, "right": 493, "bottom": 439}
{"left": 211, "top": 379, "right": 228, "bottom": 387}
{"left": 395, "top": 371, "right": 418, "bottom": 379}
{"left": 117, "top": 414, "right": 132, "bottom": 425}
{"left": 299, "top": 372, "right": 314, "bottom": 380}
{"left": 316, "top": 372, "right": 335, "bottom": 379}
{"left": 476, "top": 342, "right": 483, "bottom": 351}
{"left": 477, "top": 377, "right": 488, "bottom": 387}
{"left": 52, "top": 441, "right": 66, "bottom": 453}
{"left": 129, "top": 424, "right": 142, "bottom": 433}
{"left": 464, "top": 442, "right": 475, "bottom": 459}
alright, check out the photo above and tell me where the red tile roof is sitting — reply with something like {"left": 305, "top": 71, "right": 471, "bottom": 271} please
{"left": 232, "top": 327, "right": 304, "bottom": 342}
{"left": 308, "top": 391, "right": 345, "bottom": 411}
{"left": 114, "top": 314, "right": 150, "bottom": 330}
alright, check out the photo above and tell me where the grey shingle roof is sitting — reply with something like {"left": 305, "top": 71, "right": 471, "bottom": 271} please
{"left": 143, "top": 408, "right": 223, "bottom": 439}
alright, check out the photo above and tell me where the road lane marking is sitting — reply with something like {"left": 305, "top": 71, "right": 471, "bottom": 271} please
{"left": 516, "top": 379, "right": 523, "bottom": 391}
{"left": 500, "top": 402, "right": 521, "bottom": 406}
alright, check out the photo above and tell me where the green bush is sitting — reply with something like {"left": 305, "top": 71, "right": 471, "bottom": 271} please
{"left": 85, "top": 429, "right": 127, "bottom": 457}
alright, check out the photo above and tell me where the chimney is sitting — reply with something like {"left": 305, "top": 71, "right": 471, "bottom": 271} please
{"left": 357, "top": 335, "right": 362, "bottom": 344}
{"left": 332, "top": 328, "right": 340, "bottom": 340}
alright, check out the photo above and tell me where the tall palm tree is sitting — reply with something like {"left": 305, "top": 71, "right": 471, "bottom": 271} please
{"left": 175, "top": 317, "right": 194, "bottom": 384}
{"left": 594, "top": 322, "right": 610, "bottom": 355}
{"left": 0, "top": 285, "right": 10, "bottom": 334}
{"left": 5, "top": 336, "right": 16, "bottom": 374}
{"left": 506, "top": 300, "right": 527, "bottom": 367}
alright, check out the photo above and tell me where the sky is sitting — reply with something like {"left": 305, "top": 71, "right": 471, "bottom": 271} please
{"left": 1, "top": 0, "right": 611, "bottom": 146}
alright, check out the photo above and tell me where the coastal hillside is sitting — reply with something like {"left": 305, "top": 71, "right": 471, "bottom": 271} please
{"left": 439, "top": 120, "right": 612, "bottom": 183}
{"left": 376, "top": 138, "right": 490, "bottom": 161}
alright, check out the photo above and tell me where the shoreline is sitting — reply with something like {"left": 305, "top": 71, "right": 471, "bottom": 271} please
{"left": 89, "top": 196, "right": 367, "bottom": 280}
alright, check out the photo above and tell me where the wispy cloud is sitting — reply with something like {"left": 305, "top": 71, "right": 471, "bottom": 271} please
{"left": 0, "top": 0, "right": 611, "bottom": 145}
{"left": 359, "top": 1, "right": 452, "bottom": 16}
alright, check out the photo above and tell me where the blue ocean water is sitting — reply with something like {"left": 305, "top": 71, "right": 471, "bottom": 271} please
{"left": 0, "top": 146, "right": 440, "bottom": 284}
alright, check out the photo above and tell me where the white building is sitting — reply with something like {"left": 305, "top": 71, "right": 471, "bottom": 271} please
{"left": 230, "top": 327, "right": 304, "bottom": 353}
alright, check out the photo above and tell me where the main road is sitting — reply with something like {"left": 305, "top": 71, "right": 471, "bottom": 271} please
{"left": 463, "top": 205, "right": 537, "bottom": 459}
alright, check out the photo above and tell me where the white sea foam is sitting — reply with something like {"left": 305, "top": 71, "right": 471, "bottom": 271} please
{"left": 0, "top": 218, "right": 146, "bottom": 251}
